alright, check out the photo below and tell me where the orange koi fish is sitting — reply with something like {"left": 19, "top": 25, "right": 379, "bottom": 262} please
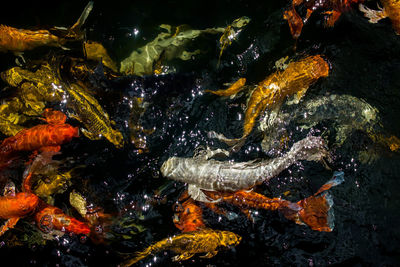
{"left": 284, "top": 0, "right": 363, "bottom": 39}
{"left": 0, "top": 109, "right": 78, "bottom": 159}
{"left": 209, "top": 55, "right": 329, "bottom": 149}
{"left": 173, "top": 191, "right": 206, "bottom": 232}
{"left": 0, "top": 2, "right": 93, "bottom": 54}
{"left": 34, "top": 201, "right": 91, "bottom": 236}
{"left": 203, "top": 171, "right": 344, "bottom": 232}
{"left": 0, "top": 182, "right": 40, "bottom": 236}
{"left": 359, "top": 0, "right": 400, "bottom": 35}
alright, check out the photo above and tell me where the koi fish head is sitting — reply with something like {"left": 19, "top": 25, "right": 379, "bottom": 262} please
{"left": 220, "top": 231, "right": 242, "bottom": 247}
{"left": 51, "top": 124, "right": 79, "bottom": 143}
{"left": 160, "top": 157, "right": 178, "bottom": 178}
{"left": 35, "top": 205, "right": 91, "bottom": 235}
{"left": 308, "top": 55, "right": 330, "bottom": 79}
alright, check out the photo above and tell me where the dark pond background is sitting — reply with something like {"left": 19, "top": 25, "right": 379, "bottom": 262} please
{"left": 0, "top": 0, "right": 399, "bottom": 266}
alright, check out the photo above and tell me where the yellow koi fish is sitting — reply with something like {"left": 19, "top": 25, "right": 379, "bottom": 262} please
{"left": 210, "top": 55, "right": 329, "bottom": 150}
{"left": 205, "top": 78, "right": 246, "bottom": 96}
{"left": 122, "top": 229, "right": 241, "bottom": 266}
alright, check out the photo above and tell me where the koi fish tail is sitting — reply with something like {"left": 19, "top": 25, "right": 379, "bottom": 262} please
{"left": 280, "top": 171, "right": 344, "bottom": 232}
{"left": 122, "top": 242, "right": 165, "bottom": 267}
{"left": 68, "top": 1, "right": 94, "bottom": 39}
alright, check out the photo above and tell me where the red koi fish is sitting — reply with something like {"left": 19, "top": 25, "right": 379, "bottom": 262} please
{"left": 203, "top": 172, "right": 344, "bottom": 232}
{"left": 284, "top": 0, "right": 364, "bottom": 40}
{"left": 0, "top": 109, "right": 78, "bottom": 160}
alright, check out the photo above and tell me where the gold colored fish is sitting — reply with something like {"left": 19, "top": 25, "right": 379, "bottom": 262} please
{"left": 368, "top": 132, "right": 400, "bottom": 152}
{"left": 33, "top": 167, "right": 82, "bottom": 204}
{"left": 0, "top": 65, "right": 65, "bottom": 136}
{"left": 211, "top": 55, "right": 329, "bottom": 149}
{"left": 66, "top": 81, "right": 124, "bottom": 148}
{"left": 1, "top": 64, "right": 65, "bottom": 103}
{"left": 122, "top": 229, "right": 241, "bottom": 266}
{"left": 0, "top": 99, "right": 29, "bottom": 136}
{"left": 205, "top": 78, "right": 246, "bottom": 96}
{"left": 217, "top": 17, "right": 251, "bottom": 67}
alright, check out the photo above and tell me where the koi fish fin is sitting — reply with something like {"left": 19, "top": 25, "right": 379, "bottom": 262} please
{"left": 283, "top": 7, "right": 304, "bottom": 39}
{"left": 281, "top": 171, "right": 344, "bottom": 232}
{"left": 359, "top": 4, "right": 387, "bottom": 23}
{"left": 207, "top": 131, "right": 244, "bottom": 148}
{"left": 70, "top": 1, "right": 94, "bottom": 34}
{"left": 305, "top": 9, "right": 314, "bottom": 23}
{"left": 172, "top": 252, "right": 195, "bottom": 261}
{"left": 121, "top": 245, "right": 155, "bottom": 267}
{"left": 0, "top": 217, "right": 20, "bottom": 236}
{"left": 199, "top": 251, "right": 218, "bottom": 258}
{"left": 189, "top": 185, "right": 221, "bottom": 203}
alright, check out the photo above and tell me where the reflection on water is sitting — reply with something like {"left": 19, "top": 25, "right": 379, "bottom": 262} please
{"left": 0, "top": 0, "right": 399, "bottom": 266}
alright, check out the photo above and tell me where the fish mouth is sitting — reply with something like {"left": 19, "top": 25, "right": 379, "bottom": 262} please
{"left": 160, "top": 157, "right": 177, "bottom": 177}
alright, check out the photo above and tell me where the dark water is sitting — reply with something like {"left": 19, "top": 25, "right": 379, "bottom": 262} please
{"left": 0, "top": 0, "right": 400, "bottom": 266}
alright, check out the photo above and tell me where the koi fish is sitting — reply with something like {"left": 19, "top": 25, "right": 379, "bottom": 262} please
{"left": 0, "top": 1, "right": 93, "bottom": 54}
{"left": 359, "top": 0, "right": 400, "bottom": 35}
{"left": 120, "top": 23, "right": 227, "bottom": 76}
{"left": 284, "top": 0, "right": 363, "bottom": 40}
{"left": 122, "top": 229, "right": 241, "bottom": 266}
{"left": 65, "top": 81, "right": 124, "bottom": 148}
{"left": 217, "top": 17, "right": 251, "bottom": 67}
{"left": 34, "top": 201, "right": 91, "bottom": 236}
{"left": 205, "top": 78, "right": 246, "bottom": 96}
{"left": 161, "top": 136, "right": 329, "bottom": 202}
{"left": 0, "top": 109, "right": 78, "bottom": 160}
{"left": 203, "top": 172, "right": 344, "bottom": 232}
{"left": 173, "top": 191, "right": 206, "bottom": 232}
{"left": 208, "top": 55, "right": 329, "bottom": 150}
{"left": 0, "top": 182, "right": 40, "bottom": 236}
